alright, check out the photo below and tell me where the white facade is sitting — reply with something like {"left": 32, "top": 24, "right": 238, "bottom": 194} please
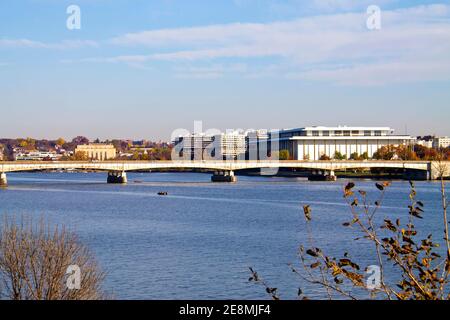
{"left": 275, "top": 126, "right": 414, "bottom": 161}
{"left": 219, "top": 132, "right": 246, "bottom": 159}
{"left": 433, "top": 137, "right": 450, "bottom": 149}
{"left": 174, "top": 132, "right": 246, "bottom": 160}
{"left": 75, "top": 144, "right": 117, "bottom": 160}
{"left": 174, "top": 133, "right": 214, "bottom": 160}
{"left": 15, "top": 151, "right": 60, "bottom": 161}
{"left": 246, "top": 130, "right": 270, "bottom": 160}
{"left": 416, "top": 139, "right": 434, "bottom": 148}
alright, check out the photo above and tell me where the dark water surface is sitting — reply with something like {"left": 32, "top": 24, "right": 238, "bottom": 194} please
{"left": 0, "top": 172, "right": 447, "bottom": 299}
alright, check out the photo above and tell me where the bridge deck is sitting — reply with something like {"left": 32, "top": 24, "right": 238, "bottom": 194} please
{"left": 0, "top": 160, "right": 438, "bottom": 173}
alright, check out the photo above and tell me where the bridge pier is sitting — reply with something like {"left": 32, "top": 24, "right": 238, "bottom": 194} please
{"left": 0, "top": 172, "right": 7, "bottom": 186}
{"left": 428, "top": 162, "right": 450, "bottom": 180}
{"left": 107, "top": 171, "right": 127, "bottom": 184}
{"left": 308, "top": 170, "right": 337, "bottom": 181}
{"left": 211, "top": 170, "right": 237, "bottom": 183}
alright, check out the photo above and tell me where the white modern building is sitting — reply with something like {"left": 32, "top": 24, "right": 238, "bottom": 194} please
{"left": 433, "top": 137, "right": 450, "bottom": 149}
{"left": 416, "top": 139, "right": 434, "bottom": 149}
{"left": 246, "top": 129, "right": 270, "bottom": 159}
{"left": 219, "top": 132, "right": 246, "bottom": 159}
{"left": 14, "top": 151, "right": 60, "bottom": 161}
{"left": 173, "top": 133, "right": 215, "bottom": 160}
{"left": 174, "top": 132, "right": 246, "bottom": 160}
{"left": 273, "top": 126, "right": 414, "bottom": 161}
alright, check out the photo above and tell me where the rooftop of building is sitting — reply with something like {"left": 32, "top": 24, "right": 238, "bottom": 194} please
{"left": 175, "top": 131, "right": 246, "bottom": 138}
{"left": 75, "top": 144, "right": 116, "bottom": 149}
{"left": 278, "top": 126, "right": 394, "bottom": 133}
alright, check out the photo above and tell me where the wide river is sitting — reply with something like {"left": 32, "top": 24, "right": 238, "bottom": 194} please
{"left": 0, "top": 172, "right": 448, "bottom": 299}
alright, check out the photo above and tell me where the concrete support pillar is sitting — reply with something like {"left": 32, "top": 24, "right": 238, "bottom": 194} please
{"left": 428, "top": 162, "right": 450, "bottom": 180}
{"left": 427, "top": 163, "right": 434, "bottom": 180}
{"left": 107, "top": 171, "right": 127, "bottom": 184}
{"left": 327, "top": 170, "right": 337, "bottom": 181}
{"left": 308, "top": 170, "right": 337, "bottom": 181}
{"left": 0, "top": 172, "right": 7, "bottom": 186}
{"left": 211, "top": 170, "right": 237, "bottom": 183}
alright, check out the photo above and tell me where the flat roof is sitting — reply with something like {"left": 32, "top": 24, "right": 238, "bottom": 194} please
{"left": 76, "top": 144, "right": 115, "bottom": 148}
{"left": 278, "top": 126, "right": 393, "bottom": 133}
{"left": 287, "top": 135, "right": 414, "bottom": 141}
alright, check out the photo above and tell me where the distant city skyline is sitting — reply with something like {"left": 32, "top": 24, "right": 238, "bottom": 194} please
{"left": 0, "top": 123, "right": 445, "bottom": 143}
{"left": 1, "top": 1, "right": 450, "bottom": 140}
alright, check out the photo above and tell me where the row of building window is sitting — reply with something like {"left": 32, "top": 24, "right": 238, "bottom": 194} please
{"left": 310, "top": 130, "right": 383, "bottom": 137}
{"left": 280, "top": 130, "right": 384, "bottom": 139}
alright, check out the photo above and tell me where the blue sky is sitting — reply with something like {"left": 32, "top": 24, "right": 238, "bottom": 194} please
{"left": 1, "top": 0, "right": 449, "bottom": 141}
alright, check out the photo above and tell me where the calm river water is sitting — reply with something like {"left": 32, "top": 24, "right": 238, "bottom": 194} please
{"left": 0, "top": 172, "right": 448, "bottom": 299}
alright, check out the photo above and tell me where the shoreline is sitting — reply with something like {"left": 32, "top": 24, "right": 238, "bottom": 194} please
{"left": 6, "top": 169, "right": 449, "bottom": 181}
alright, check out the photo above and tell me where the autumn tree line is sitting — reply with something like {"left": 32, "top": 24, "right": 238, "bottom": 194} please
{"left": 1, "top": 137, "right": 449, "bottom": 162}
{"left": 276, "top": 145, "right": 450, "bottom": 161}
{"left": 0, "top": 136, "right": 173, "bottom": 161}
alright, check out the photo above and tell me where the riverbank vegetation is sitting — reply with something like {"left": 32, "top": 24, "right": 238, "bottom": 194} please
{"left": 0, "top": 137, "right": 173, "bottom": 161}
{"left": 0, "top": 216, "right": 106, "bottom": 300}
{"left": 279, "top": 145, "right": 450, "bottom": 162}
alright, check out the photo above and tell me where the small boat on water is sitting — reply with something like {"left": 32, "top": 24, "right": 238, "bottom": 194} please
{"left": 157, "top": 192, "right": 168, "bottom": 196}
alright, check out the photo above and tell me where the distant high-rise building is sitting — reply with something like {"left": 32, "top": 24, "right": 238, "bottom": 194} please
{"left": 174, "top": 132, "right": 246, "bottom": 160}
{"left": 218, "top": 132, "right": 246, "bottom": 159}
{"left": 433, "top": 137, "right": 450, "bottom": 149}
{"left": 173, "top": 133, "right": 215, "bottom": 160}
{"left": 246, "top": 129, "right": 270, "bottom": 160}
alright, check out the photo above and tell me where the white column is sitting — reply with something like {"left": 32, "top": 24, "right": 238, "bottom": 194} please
{"left": 0, "top": 172, "right": 7, "bottom": 186}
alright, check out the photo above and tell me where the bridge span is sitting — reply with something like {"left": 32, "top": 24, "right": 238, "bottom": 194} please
{"left": 1, "top": 160, "right": 449, "bottom": 185}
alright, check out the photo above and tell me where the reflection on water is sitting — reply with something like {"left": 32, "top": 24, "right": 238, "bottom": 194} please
{"left": 0, "top": 172, "right": 447, "bottom": 299}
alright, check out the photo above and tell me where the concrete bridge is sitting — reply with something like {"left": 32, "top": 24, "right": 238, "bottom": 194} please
{"left": 0, "top": 160, "right": 449, "bottom": 185}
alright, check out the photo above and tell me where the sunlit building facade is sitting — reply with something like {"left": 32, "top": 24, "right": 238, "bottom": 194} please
{"left": 174, "top": 132, "right": 246, "bottom": 160}
{"left": 433, "top": 137, "right": 450, "bottom": 149}
{"left": 75, "top": 144, "right": 117, "bottom": 160}
{"left": 273, "top": 126, "right": 414, "bottom": 160}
